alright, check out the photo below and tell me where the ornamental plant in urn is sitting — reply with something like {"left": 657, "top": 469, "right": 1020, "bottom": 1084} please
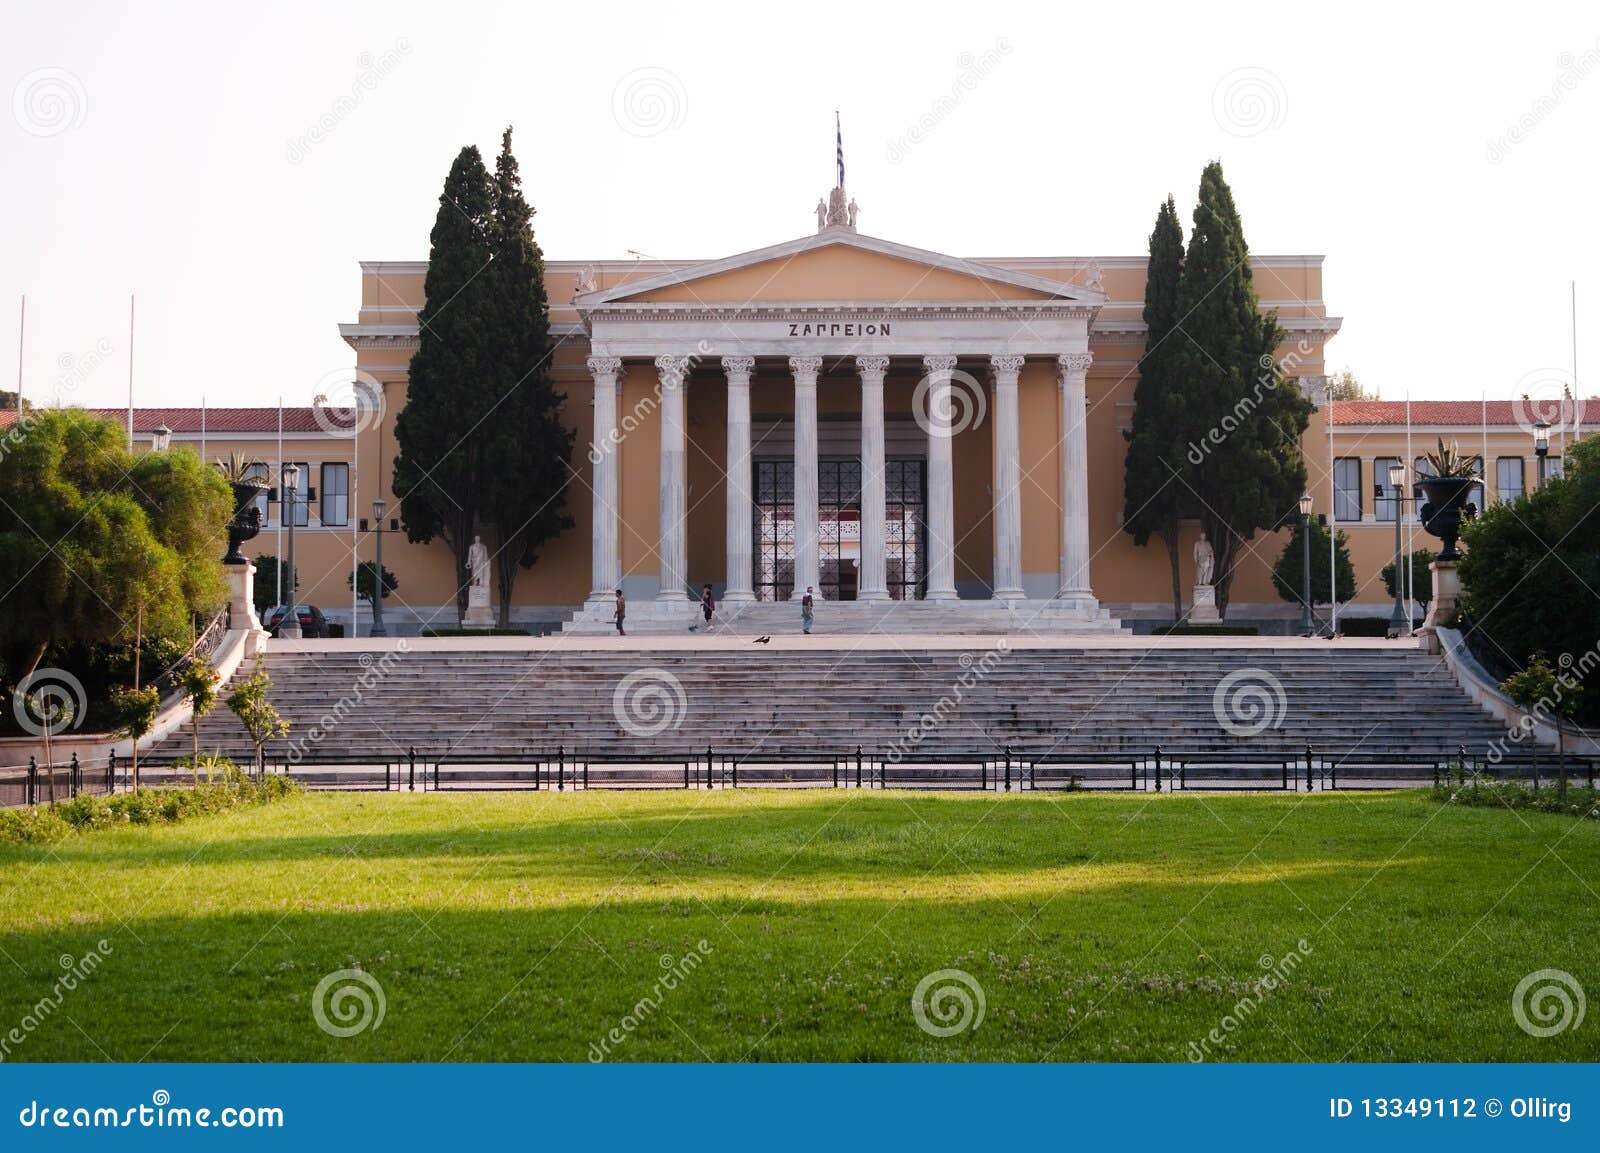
{"left": 1415, "top": 438, "right": 1479, "bottom": 561}
{"left": 218, "top": 451, "right": 267, "bottom": 565}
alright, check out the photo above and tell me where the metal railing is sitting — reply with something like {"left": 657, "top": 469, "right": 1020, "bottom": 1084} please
{"left": 6, "top": 744, "right": 1596, "bottom": 805}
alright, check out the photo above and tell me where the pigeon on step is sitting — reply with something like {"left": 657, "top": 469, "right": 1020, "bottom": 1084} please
{"left": 753, "top": 636, "right": 771, "bottom": 644}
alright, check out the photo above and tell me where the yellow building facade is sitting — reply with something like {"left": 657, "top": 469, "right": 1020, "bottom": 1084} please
{"left": 88, "top": 202, "right": 1592, "bottom": 634}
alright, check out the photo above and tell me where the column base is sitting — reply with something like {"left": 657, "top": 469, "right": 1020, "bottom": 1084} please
{"left": 857, "top": 588, "right": 891, "bottom": 603}
{"left": 991, "top": 587, "right": 1027, "bottom": 601}
{"left": 1056, "top": 590, "right": 1100, "bottom": 613}
{"left": 924, "top": 589, "right": 959, "bottom": 603}
{"left": 721, "top": 589, "right": 756, "bottom": 604}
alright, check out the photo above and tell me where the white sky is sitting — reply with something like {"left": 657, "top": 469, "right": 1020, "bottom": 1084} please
{"left": 3, "top": 0, "right": 1596, "bottom": 411}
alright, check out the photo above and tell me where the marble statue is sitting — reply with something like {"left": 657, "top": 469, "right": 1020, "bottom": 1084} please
{"left": 468, "top": 535, "right": 490, "bottom": 590}
{"left": 1193, "top": 531, "right": 1215, "bottom": 587}
{"left": 463, "top": 534, "right": 494, "bottom": 627}
{"left": 815, "top": 198, "right": 828, "bottom": 231}
{"left": 1084, "top": 258, "right": 1105, "bottom": 295}
{"left": 575, "top": 265, "right": 597, "bottom": 294}
{"left": 847, "top": 198, "right": 858, "bottom": 229}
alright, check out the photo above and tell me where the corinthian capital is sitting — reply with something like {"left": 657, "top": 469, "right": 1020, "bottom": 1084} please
{"left": 922, "top": 354, "right": 958, "bottom": 375}
{"left": 789, "top": 355, "right": 823, "bottom": 382}
{"left": 989, "top": 354, "right": 1026, "bottom": 380}
{"left": 655, "top": 355, "right": 693, "bottom": 386}
{"left": 587, "top": 355, "right": 624, "bottom": 380}
{"left": 855, "top": 355, "right": 891, "bottom": 380}
{"left": 1058, "top": 352, "right": 1093, "bottom": 377}
{"left": 721, "top": 356, "right": 756, "bottom": 381}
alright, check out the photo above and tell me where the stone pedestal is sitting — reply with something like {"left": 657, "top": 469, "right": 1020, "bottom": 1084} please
{"left": 226, "top": 560, "right": 269, "bottom": 656}
{"left": 1189, "top": 584, "right": 1221, "bottom": 623}
{"left": 462, "top": 585, "right": 495, "bottom": 630}
{"left": 1417, "top": 560, "right": 1459, "bottom": 654}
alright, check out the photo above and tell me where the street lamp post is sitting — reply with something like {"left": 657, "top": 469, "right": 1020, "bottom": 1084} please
{"left": 1534, "top": 420, "right": 1550, "bottom": 488}
{"left": 1387, "top": 461, "right": 1410, "bottom": 638}
{"left": 370, "top": 497, "right": 387, "bottom": 638}
{"left": 1298, "top": 492, "right": 1314, "bottom": 637}
{"left": 280, "top": 464, "right": 302, "bottom": 639}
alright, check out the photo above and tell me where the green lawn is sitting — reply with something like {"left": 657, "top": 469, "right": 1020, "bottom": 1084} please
{"left": 1, "top": 789, "right": 1596, "bottom": 1062}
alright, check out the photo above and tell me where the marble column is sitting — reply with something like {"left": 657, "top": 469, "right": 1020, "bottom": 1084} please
{"left": 856, "top": 355, "right": 891, "bottom": 601}
{"left": 922, "top": 354, "right": 959, "bottom": 602}
{"left": 655, "top": 355, "right": 692, "bottom": 601}
{"left": 586, "top": 356, "right": 623, "bottom": 603}
{"left": 722, "top": 356, "right": 756, "bottom": 602}
{"left": 1057, "top": 352, "right": 1098, "bottom": 609}
{"left": 989, "top": 354, "right": 1026, "bottom": 599}
{"left": 789, "top": 355, "right": 822, "bottom": 600}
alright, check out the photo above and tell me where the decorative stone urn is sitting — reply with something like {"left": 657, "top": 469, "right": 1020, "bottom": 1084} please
{"left": 1415, "top": 475, "right": 1478, "bottom": 562}
{"left": 224, "top": 479, "right": 267, "bottom": 565}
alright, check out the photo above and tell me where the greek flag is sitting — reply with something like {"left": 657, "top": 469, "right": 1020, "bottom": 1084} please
{"left": 835, "top": 111, "right": 845, "bottom": 188}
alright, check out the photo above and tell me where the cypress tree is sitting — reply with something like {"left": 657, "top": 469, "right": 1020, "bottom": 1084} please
{"left": 1122, "top": 195, "right": 1190, "bottom": 618}
{"left": 479, "top": 127, "right": 575, "bottom": 626}
{"left": 1173, "top": 161, "right": 1313, "bottom": 614}
{"left": 392, "top": 146, "right": 495, "bottom": 620}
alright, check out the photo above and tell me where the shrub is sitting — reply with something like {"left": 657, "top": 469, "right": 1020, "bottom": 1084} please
{"left": 0, "top": 765, "right": 301, "bottom": 847}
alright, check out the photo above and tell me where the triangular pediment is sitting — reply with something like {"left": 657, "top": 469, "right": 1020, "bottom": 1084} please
{"left": 579, "top": 230, "right": 1103, "bottom": 309}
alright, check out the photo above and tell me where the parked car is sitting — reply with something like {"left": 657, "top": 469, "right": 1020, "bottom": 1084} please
{"left": 265, "top": 604, "right": 329, "bottom": 638}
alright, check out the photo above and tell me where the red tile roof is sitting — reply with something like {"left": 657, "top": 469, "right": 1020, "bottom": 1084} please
{"left": 0, "top": 406, "right": 349, "bottom": 434}
{"left": 1329, "top": 399, "right": 1594, "bottom": 427}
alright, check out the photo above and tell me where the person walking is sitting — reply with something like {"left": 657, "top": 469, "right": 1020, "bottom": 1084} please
{"left": 800, "top": 585, "right": 815, "bottom": 635}
{"left": 699, "top": 583, "right": 717, "bottom": 631}
{"left": 613, "top": 588, "right": 626, "bottom": 637}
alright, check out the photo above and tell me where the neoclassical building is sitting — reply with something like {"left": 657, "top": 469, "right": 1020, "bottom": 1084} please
{"left": 338, "top": 189, "right": 1342, "bottom": 632}
{"left": 66, "top": 188, "right": 1590, "bottom": 633}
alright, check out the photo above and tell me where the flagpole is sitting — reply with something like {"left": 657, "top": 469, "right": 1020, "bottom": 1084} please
{"left": 276, "top": 398, "right": 284, "bottom": 608}
{"left": 201, "top": 395, "right": 207, "bottom": 459}
{"left": 1481, "top": 391, "right": 1489, "bottom": 506}
{"left": 1326, "top": 394, "right": 1335, "bottom": 636}
{"left": 14, "top": 295, "right": 23, "bottom": 413}
{"left": 1573, "top": 280, "right": 1581, "bottom": 444}
{"left": 1404, "top": 392, "right": 1413, "bottom": 616}
{"left": 127, "top": 295, "right": 135, "bottom": 449}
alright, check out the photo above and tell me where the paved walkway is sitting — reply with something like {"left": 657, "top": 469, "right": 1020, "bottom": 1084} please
{"left": 273, "top": 632, "right": 1424, "bottom": 654}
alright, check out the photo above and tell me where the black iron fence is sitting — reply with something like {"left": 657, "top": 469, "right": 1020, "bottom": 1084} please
{"left": 4, "top": 744, "right": 1596, "bottom": 806}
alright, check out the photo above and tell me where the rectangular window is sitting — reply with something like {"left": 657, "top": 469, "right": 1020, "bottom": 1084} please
{"left": 1496, "top": 457, "right": 1525, "bottom": 504}
{"left": 1466, "top": 455, "right": 1485, "bottom": 514}
{"left": 1333, "top": 457, "right": 1362, "bottom": 521}
{"left": 1548, "top": 456, "right": 1564, "bottom": 481}
{"left": 321, "top": 462, "right": 350, "bottom": 527}
{"left": 281, "top": 462, "right": 310, "bottom": 527}
{"left": 1374, "top": 456, "right": 1399, "bottom": 522}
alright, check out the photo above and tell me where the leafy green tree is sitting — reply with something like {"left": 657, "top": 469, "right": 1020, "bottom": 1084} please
{"left": 1459, "top": 437, "right": 1600, "bottom": 726}
{"left": 179, "top": 655, "right": 221, "bottom": 779}
{"left": 348, "top": 560, "right": 398, "bottom": 605}
{"left": 1325, "top": 370, "right": 1374, "bottom": 401}
{"left": 1501, "top": 654, "right": 1584, "bottom": 793}
{"left": 479, "top": 127, "right": 576, "bottom": 626}
{"left": 251, "top": 554, "right": 296, "bottom": 614}
{"left": 1382, "top": 548, "right": 1436, "bottom": 606}
{"left": 0, "top": 410, "right": 230, "bottom": 694}
{"left": 1122, "top": 195, "right": 1191, "bottom": 618}
{"left": 1271, "top": 518, "right": 1355, "bottom": 609}
{"left": 110, "top": 684, "right": 160, "bottom": 793}
{"left": 393, "top": 145, "right": 496, "bottom": 620}
{"left": 226, "top": 656, "right": 289, "bottom": 771}
{"left": 1173, "top": 161, "right": 1315, "bottom": 614}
